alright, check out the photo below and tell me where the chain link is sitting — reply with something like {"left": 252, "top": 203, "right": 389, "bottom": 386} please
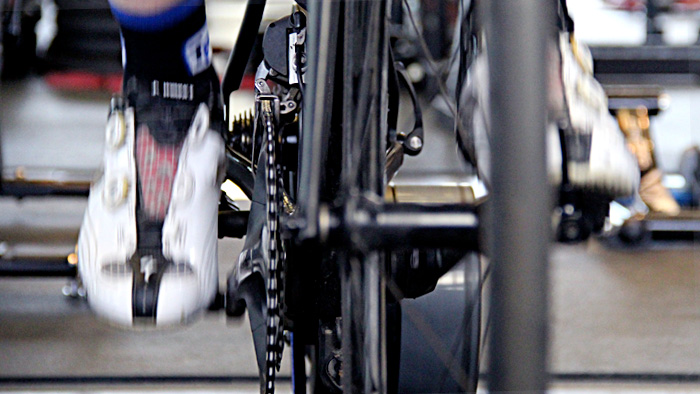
{"left": 262, "top": 100, "right": 285, "bottom": 394}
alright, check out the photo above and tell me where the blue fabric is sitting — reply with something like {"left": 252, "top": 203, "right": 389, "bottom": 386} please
{"left": 110, "top": 0, "right": 204, "bottom": 32}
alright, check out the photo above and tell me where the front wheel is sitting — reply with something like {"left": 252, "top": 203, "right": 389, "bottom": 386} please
{"left": 397, "top": 253, "right": 482, "bottom": 393}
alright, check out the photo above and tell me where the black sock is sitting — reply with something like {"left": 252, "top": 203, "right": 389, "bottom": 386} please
{"left": 109, "top": 1, "right": 222, "bottom": 144}
{"left": 112, "top": 0, "right": 211, "bottom": 81}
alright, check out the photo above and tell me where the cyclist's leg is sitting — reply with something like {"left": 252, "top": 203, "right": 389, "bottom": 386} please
{"left": 77, "top": 0, "right": 225, "bottom": 327}
{"left": 109, "top": 0, "right": 188, "bottom": 14}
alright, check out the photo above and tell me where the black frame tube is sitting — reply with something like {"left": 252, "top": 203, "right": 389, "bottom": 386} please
{"left": 225, "top": 151, "right": 255, "bottom": 199}
{"left": 295, "top": 0, "right": 340, "bottom": 240}
{"left": 0, "top": 258, "right": 76, "bottom": 277}
{"left": 487, "top": 0, "right": 553, "bottom": 392}
{"left": 221, "top": 0, "right": 267, "bottom": 112}
{"left": 645, "top": 0, "right": 663, "bottom": 45}
{"left": 328, "top": 202, "right": 480, "bottom": 251}
{"left": 0, "top": 182, "right": 89, "bottom": 197}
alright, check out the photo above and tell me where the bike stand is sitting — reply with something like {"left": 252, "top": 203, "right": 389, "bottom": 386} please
{"left": 605, "top": 86, "right": 700, "bottom": 244}
{"left": 628, "top": 210, "right": 700, "bottom": 243}
{"left": 0, "top": 166, "right": 89, "bottom": 284}
{"left": 0, "top": 166, "right": 92, "bottom": 198}
{"left": 0, "top": 256, "right": 77, "bottom": 277}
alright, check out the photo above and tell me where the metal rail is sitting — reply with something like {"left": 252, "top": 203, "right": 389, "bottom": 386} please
{"left": 591, "top": 45, "right": 700, "bottom": 80}
{"left": 0, "top": 258, "right": 76, "bottom": 277}
{"left": 0, "top": 167, "right": 92, "bottom": 197}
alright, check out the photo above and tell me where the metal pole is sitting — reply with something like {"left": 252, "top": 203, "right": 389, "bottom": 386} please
{"left": 296, "top": 0, "right": 339, "bottom": 241}
{"left": 487, "top": 0, "right": 553, "bottom": 392}
{"left": 0, "top": 258, "right": 76, "bottom": 277}
{"left": 645, "top": 0, "right": 663, "bottom": 45}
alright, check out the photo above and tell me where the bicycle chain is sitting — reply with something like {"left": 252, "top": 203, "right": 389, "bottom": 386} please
{"left": 262, "top": 99, "right": 285, "bottom": 394}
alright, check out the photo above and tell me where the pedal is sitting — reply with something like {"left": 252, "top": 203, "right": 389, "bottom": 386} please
{"left": 218, "top": 210, "right": 249, "bottom": 239}
{"left": 319, "top": 319, "right": 343, "bottom": 393}
{"left": 225, "top": 275, "right": 247, "bottom": 317}
{"left": 556, "top": 203, "right": 591, "bottom": 243}
{"left": 556, "top": 187, "right": 610, "bottom": 243}
{"left": 208, "top": 292, "right": 225, "bottom": 311}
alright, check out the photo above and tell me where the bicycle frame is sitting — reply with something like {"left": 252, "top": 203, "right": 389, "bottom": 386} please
{"left": 221, "top": 0, "right": 551, "bottom": 392}
{"left": 296, "top": 1, "right": 480, "bottom": 392}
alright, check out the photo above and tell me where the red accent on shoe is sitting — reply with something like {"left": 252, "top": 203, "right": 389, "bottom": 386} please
{"left": 602, "top": 0, "right": 645, "bottom": 11}
{"left": 136, "top": 125, "right": 183, "bottom": 220}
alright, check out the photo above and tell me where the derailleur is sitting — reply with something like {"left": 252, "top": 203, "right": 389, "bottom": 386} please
{"left": 227, "top": 10, "right": 305, "bottom": 172}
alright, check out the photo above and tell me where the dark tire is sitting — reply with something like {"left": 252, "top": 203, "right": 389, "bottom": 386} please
{"left": 398, "top": 253, "right": 481, "bottom": 393}
{"left": 336, "top": 0, "right": 393, "bottom": 390}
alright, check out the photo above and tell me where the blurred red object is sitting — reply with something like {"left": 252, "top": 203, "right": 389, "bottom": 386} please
{"left": 673, "top": 0, "right": 700, "bottom": 11}
{"left": 45, "top": 71, "right": 254, "bottom": 94}
{"left": 603, "top": 0, "right": 700, "bottom": 11}
{"left": 44, "top": 72, "right": 123, "bottom": 93}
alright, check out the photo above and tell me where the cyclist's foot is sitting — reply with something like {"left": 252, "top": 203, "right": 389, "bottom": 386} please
{"left": 557, "top": 33, "right": 640, "bottom": 198}
{"left": 457, "top": 37, "right": 639, "bottom": 198}
{"left": 77, "top": 67, "right": 225, "bottom": 327}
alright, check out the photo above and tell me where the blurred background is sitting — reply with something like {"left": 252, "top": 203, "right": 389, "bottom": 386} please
{"left": 2, "top": 0, "right": 700, "bottom": 393}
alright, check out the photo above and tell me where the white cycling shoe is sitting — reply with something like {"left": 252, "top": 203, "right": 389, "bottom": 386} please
{"left": 558, "top": 33, "right": 639, "bottom": 197}
{"left": 78, "top": 101, "right": 225, "bottom": 327}
{"left": 458, "top": 34, "right": 639, "bottom": 199}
